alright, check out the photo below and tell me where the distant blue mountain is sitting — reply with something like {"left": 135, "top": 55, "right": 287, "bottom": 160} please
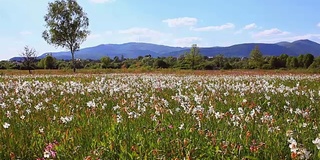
{"left": 9, "top": 39, "right": 320, "bottom": 61}
{"left": 165, "top": 43, "right": 298, "bottom": 57}
{"left": 37, "top": 42, "right": 187, "bottom": 60}
{"left": 277, "top": 39, "right": 320, "bottom": 56}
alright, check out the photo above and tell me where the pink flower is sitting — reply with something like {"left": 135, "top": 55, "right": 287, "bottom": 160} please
{"left": 43, "top": 141, "right": 58, "bottom": 158}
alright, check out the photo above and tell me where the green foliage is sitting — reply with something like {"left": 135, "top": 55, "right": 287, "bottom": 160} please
{"left": 249, "top": 46, "right": 264, "bottom": 69}
{"left": 261, "top": 64, "right": 273, "bottom": 70}
{"left": 42, "top": 0, "right": 90, "bottom": 72}
{"left": 212, "top": 54, "right": 225, "bottom": 69}
{"left": 297, "top": 54, "right": 315, "bottom": 68}
{"left": 303, "top": 54, "right": 314, "bottom": 68}
{"left": 0, "top": 61, "right": 20, "bottom": 69}
{"left": 269, "top": 56, "right": 279, "bottom": 69}
{"left": 153, "top": 59, "right": 168, "bottom": 68}
{"left": 286, "top": 57, "right": 299, "bottom": 69}
{"left": 57, "top": 61, "right": 72, "bottom": 69}
{"left": 164, "top": 56, "right": 177, "bottom": 68}
{"left": 100, "top": 56, "right": 111, "bottom": 69}
{"left": 308, "top": 57, "right": 320, "bottom": 69}
{"left": 278, "top": 54, "right": 289, "bottom": 68}
{"left": 39, "top": 55, "right": 57, "bottom": 69}
{"left": 184, "top": 44, "right": 203, "bottom": 69}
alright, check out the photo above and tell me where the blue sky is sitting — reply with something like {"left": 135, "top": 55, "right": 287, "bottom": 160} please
{"left": 1, "top": 0, "right": 320, "bottom": 60}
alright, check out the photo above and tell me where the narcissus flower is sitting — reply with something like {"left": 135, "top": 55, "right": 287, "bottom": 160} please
{"left": 3, "top": 122, "right": 10, "bottom": 129}
{"left": 312, "top": 137, "right": 320, "bottom": 150}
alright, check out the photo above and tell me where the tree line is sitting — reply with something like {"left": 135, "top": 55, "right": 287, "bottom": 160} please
{"left": 2, "top": 44, "right": 320, "bottom": 71}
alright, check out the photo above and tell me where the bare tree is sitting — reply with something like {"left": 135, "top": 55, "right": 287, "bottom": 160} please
{"left": 20, "top": 46, "right": 37, "bottom": 74}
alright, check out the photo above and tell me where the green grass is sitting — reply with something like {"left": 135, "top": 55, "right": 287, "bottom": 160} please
{"left": 0, "top": 73, "right": 319, "bottom": 159}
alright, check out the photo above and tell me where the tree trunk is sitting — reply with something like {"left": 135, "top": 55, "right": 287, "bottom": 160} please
{"left": 71, "top": 51, "right": 76, "bottom": 73}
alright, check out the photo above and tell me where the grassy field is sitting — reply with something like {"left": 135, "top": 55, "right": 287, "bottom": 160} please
{"left": 0, "top": 71, "right": 320, "bottom": 159}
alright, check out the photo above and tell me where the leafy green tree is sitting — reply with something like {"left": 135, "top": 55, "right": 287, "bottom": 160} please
{"left": 38, "top": 59, "right": 45, "bottom": 69}
{"left": 101, "top": 56, "right": 111, "bottom": 68}
{"left": 278, "top": 54, "right": 289, "bottom": 68}
{"left": 213, "top": 54, "right": 225, "bottom": 69}
{"left": 44, "top": 55, "right": 56, "bottom": 69}
{"left": 223, "top": 62, "right": 233, "bottom": 70}
{"left": 249, "top": 46, "right": 264, "bottom": 69}
{"left": 153, "top": 59, "right": 168, "bottom": 68}
{"left": 141, "top": 57, "right": 154, "bottom": 67}
{"left": 0, "top": 61, "right": 6, "bottom": 69}
{"left": 111, "top": 56, "right": 122, "bottom": 69}
{"left": 164, "top": 56, "right": 177, "bottom": 68}
{"left": 297, "top": 54, "right": 315, "bottom": 68}
{"left": 20, "top": 46, "right": 37, "bottom": 74}
{"left": 184, "top": 44, "right": 203, "bottom": 69}
{"left": 302, "top": 53, "right": 314, "bottom": 68}
{"left": 269, "top": 56, "right": 279, "bottom": 69}
{"left": 297, "top": 54, "right": 304, "bottom": 68}
{"left": 57, "top": 60, "right": 71, "bottom": 69}
{"left": 286, "top": 57, "right": 299, "bottom": 69}
{"left": 42, "top": 0, "right": 90, "bottom": 72}
{"left": 113, "top": 56, "right": 120, "bottom": 63}
{"left": 308, "top": 56, "right": 320, "bottom": 69}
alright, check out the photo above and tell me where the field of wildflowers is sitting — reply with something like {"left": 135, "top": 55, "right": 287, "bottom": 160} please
{"left": 0, "top": 73, "right": 319, "bottom": 159}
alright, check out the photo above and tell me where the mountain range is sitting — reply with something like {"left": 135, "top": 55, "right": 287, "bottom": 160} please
{"left": 9, "top": 39, "right": 320, "bottom": 61}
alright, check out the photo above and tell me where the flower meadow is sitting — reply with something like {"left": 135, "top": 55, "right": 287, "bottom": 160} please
{"left": 0, "top": 73, "right": 320, "bottom": 159}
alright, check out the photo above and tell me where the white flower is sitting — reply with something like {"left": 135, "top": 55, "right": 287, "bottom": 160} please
{"left": 26, "top": 109, "right": 31, "bottom": 114}
{"left": 116, "top": 114, "right": 122, "bottom": 123}
{"left": 6, "top": 111, "right": 11, "bottom": 118}
{"left": 312, "top": 137, "right": 320, "bottom": 149}
{"left": 44, "top": 150, "right": 50, "bottom": 158}
{"left": 39, "top": 127, "right": 44, "bottom": 133}
{"left": 178, "top": 123, "right": 184, "bottom": 130}
{"left": 113, "top": 105, "right": 120, "bottom": 111}
{"left": 87, "top": 100, "right": 96, "bottom": 108}
{"left": 151, "top": 115, "right": 157, "bottom": 121}
{"left": 3, "top": 122, "right": 10, "bottom": 129}
{"left": 288, "top": 137, "right": 298, "bottom": 153}
{"left": 302, "top": 123, "right": 307, "bottom": 128}
{"left": 242, "top": 99, "right": 247, "bottom": 103}
{"left": 60, "top": 115, "right": 73, "bottom": 124}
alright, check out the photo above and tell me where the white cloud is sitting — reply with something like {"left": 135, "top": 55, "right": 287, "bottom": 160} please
{"left": 244, "top": 23, "right": 257, "bottom": 30}
{"left": 119, "top": 27, "right": 167, "bottom": 43}
{"left": 191, "top": 23, "right": 235, "bottom": 31}
{"left": 174, "top": 37, "right": 202, "bottom": 47}
{"left": 89, "top": 0, "right": 114, "bottom": 3}
{"left": 19, "top": 31, "right": 32, "bottom": 36}
{"left": 253, "top": 28, "right": 290, "bottom": 37}
{"left": 162, "top": 17, "right": 198, "bottom": 27}
{"left": 317, "top": 22, "right": 320, "bottom": 27}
